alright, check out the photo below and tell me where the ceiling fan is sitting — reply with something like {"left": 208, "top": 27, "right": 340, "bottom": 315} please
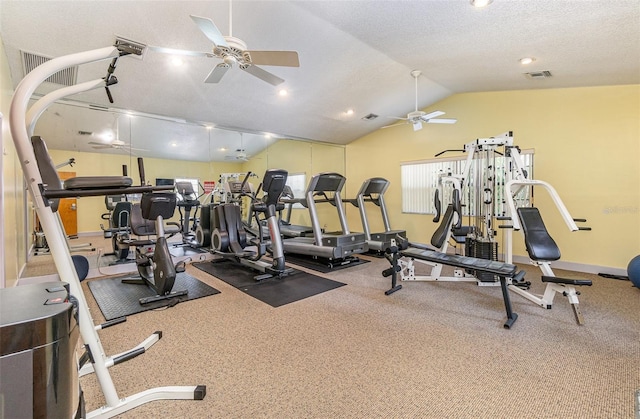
{"left": 83, "top": 115, "right": 147, "bottom": 153}
{"left": 225, "top": 133, "right": 249, "bottom": 161}
{"left": 149, "top": 1, "right": 299, "bottom": 86}
{"left": 383, "top": 70, "right": 457, "bottom": 131}
{"left": 88, "top": 139, "right": 145, "bottom": 152}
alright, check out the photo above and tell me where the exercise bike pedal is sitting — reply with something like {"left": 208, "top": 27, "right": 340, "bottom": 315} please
{"left": 136, "top": 255, "right": 151, "bottom": 267}
{"left": 175, "top": 260, "right": 186, "bottom": 273}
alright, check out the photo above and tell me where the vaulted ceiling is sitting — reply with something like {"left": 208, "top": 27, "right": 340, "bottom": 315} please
{"left": 2, "top": 1, "right": 638, "bottom": 161}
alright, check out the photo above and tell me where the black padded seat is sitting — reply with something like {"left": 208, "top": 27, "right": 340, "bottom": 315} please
{"left": 130, "top": 204, "right": 181, "bottom": 237}
{"left": 32, "top": 136, "right": 134, "bottom": 209}
{"left": 64, "top": 176, "right": 132, "bottom": 190}
{"left": 431, "top": 205, "right": 456, "bottom": 249}
{"left": 517, "top": 207, "right": 561, "bottom": 261}
{"left": 401, "top": 247, "right": 518, "bottom": 277}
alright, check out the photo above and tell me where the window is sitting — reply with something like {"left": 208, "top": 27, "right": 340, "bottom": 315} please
{"left": 401, "top": 150, "right": 534, "bottom": 216}
{"left": 285, "top": 173, "right": 306, "bottom": 209}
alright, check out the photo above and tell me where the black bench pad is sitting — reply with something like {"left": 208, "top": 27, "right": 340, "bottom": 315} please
{"left": 401, "top": 247, "right": 518, "bottom": 277}
{"left": 64, "top": 176, "right": 132, "bottom": 190}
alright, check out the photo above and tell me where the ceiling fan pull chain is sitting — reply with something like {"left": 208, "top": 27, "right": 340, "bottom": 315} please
{"left": 414, "top": 75, "right": 418, "bottom": 112}
{"left": 229, "top": 0, "right": 233, "bottom": 38}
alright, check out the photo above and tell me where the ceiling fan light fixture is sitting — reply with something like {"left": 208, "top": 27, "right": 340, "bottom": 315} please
{"left": 470, "top": 0, "right": 493, "bottom": 8}
{"left": 97, "top": 131, "right": 114, "bottom": 142}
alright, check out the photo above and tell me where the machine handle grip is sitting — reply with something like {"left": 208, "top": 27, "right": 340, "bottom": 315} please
{"left": 137, "top": 157, "right": 145, "bottom": 185}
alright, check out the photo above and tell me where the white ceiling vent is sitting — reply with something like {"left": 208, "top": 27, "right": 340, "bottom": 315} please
{"left": 524, "top": 70, "right": 553, "bottom": 80}
{"left": 21, "top": 50, "right": 78, "bottom": 86}
{"left": 362, "top": 113, "right": 379, "bottom": 121}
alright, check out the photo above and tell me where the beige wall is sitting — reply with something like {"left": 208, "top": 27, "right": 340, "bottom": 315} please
{"left": 1, "top": 37, "right": 27, "bottom": 287}
{"left": 346, "top": 85, "right": 640, "bottom": 270}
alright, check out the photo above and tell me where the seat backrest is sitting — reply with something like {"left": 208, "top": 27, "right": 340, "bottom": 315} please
{"left": 130, "top": 204, "right": 157, "bottom": 236}
{"left": 517, "top": 207, "right": 561, "bottom": 261}
{"left": 431, "top": 204, "right": 456, "bottom": 250}
{"left": 31, "top": 136, "right": 64, "bottom": 212}
{"left": 111, "top": 201, "right": 132, "bottom": 229}
{"left": 105, "top": 194, "right": 127, "bottom": 211}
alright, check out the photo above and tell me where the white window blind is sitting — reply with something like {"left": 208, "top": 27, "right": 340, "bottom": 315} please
{"left": 401, "top": 151, "right": 534, "bottom": 215}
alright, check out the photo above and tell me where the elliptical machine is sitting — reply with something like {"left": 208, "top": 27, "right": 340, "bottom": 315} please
{"left": 210, "top": 169, "right": 293, "bottom": 281}
{"left": 100, "top": 194, "right": 132, "bottom": 263}
{"left": 175, "top": 181, "right": 202, "bottom": 247}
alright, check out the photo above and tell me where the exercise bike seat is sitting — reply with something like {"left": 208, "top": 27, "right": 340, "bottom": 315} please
{"left": 130, "top": 204, "right": 181, "bottom": 238}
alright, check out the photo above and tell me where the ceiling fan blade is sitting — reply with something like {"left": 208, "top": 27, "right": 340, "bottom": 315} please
{"left": 205, "top": 63, "right": 231, "bottom": 83}
{"left": 421, "top": 110, "right": 445, "bottom": 120}
{"left": 246, "top": 50, "right": 300, "bottom": 67}
{"left": 380, "top": 122, "right": 407, "bottom": 129}
{"left": 427, "top": 118, "right": 457, "bottom": 124}
{"left": 190, "top": 15, "right": 229, "bottom": 48}
{"left": 148, "top": 45, "right": 214, "bottom": 58}
{"left": 412, "top": 121, "right": 423, "bottom": 131}
{"left": 241, "top": 64, "right": 284, "bottom": 86}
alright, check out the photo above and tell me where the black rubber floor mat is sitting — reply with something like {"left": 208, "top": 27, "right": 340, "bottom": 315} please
{"left": 283, "top": 254, "right": 370, "bottom": 273}
{"left": 87, "top": 272, "right": 220, "bottom": 320}
{"left": 192, "top": 260, "right": 346, "bottom": 307}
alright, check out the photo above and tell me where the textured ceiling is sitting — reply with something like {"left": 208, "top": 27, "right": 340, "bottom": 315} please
{"left": 1, "top": 0, "right": 638, "bottom": 161}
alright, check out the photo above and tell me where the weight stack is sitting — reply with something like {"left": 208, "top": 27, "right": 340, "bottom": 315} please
{"left": 465, "top": 237, "right": 499, "bottom": 282}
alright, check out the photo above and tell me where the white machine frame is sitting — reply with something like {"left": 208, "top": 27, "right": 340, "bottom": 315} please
{"left": 10, "top": 46, "right": 204, "bottom": 418}
{"left": 503, "top": 174, "right": 591, "bottom": 324}
{"left": 397, "top": 131, "right": 591, "bottom": 324}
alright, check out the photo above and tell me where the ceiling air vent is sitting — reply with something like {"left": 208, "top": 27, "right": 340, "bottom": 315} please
{"left": 362, "top": 113, "right": 379, "bottom": 121}
{"left": 524, "top": 70, "right": 552, "bottom": 80}
{"left": 21, "top": 50, "right": 78, "bottom": 86}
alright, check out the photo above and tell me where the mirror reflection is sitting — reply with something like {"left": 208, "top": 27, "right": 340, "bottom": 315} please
{"left": 32, "top": 100, "right": 346, "bottom": 235}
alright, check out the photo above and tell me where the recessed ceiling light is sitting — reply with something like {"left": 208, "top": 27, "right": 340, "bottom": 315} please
{"left": 171, "top": 142, "right": 178, "bottom": 147}
{"left": 278, "top": 89, "right": 288, "bottom": 96}
{"left": 264, "top": 133, "right": 273, "bottom": 138}
{"left": 345, "top": 109, "right": 354, "bottom": 116}
{"left": 171, "top": 57, "right": 184, "bottom": 67}
{"left": 520, "top": 57, "right": 536, "bottom": 65}
{"left": 470, "top": 0, "right": 492, "bottom": 7}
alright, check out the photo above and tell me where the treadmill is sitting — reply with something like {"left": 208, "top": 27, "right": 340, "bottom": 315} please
{"left": 348, "top": 178, "right": 406, "bottom": 254}
{"left": 278, "top": 185, "right": 315, "bottom": 238}
{"left": 282, "top": 172, "right": 368, "bottom": 266}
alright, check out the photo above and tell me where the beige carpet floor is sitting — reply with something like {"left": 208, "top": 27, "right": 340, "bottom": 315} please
{"left": 70, "top": 253, "right": 639, "bottom": 419}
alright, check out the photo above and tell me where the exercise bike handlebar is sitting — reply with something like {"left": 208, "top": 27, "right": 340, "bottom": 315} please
{"left": 137, "top": 157, "right": 146, "bottom": 185}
